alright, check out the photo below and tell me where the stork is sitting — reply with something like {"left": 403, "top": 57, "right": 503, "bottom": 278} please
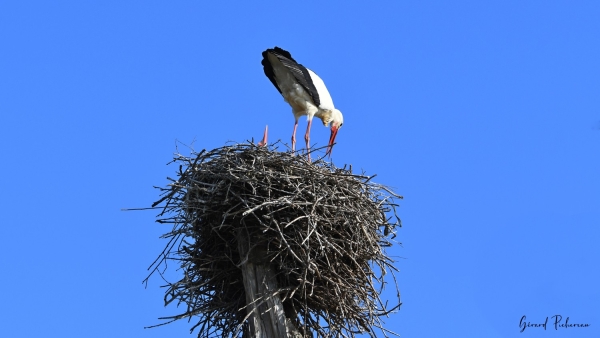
{"left": 261, "top": 47, "right": 343, "bottom": 159}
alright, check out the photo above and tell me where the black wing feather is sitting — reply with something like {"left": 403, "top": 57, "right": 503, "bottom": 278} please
{"left": 261, "top": 47, "right": 321, "bottom": 107}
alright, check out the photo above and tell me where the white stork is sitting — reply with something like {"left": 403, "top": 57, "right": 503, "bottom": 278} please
{"left": 261, "top": 47, "right": 343, "bottom": 159}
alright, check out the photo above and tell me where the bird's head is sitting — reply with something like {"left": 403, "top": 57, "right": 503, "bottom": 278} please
{"left": 326, "top": 109, "right": 343, "bottom": 157}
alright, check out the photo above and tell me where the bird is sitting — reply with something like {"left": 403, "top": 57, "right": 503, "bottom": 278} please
{"left": 261, "top": 47, "right": 343, "bottom": 159}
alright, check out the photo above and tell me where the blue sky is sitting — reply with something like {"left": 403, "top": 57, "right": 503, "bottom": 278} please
{"left": 1, "top": 1, "right": 599, "bottom": 337}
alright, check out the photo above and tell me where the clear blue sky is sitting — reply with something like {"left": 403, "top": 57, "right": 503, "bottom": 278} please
{"left": 1, "top": 1, "right": 598, "bottom": 337}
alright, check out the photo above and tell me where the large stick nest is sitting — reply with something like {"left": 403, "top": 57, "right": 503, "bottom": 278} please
{"left": 146, "top": 143, "right": 402, "bottom": 337}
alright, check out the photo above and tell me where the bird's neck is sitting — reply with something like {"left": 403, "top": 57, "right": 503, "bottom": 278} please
{"left": 315, "top": 109, "right": 334, "bottom": 126}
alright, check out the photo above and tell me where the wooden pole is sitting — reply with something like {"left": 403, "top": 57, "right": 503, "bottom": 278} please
{"left": 237, "top": 229, "right": 302, "bottom": 338}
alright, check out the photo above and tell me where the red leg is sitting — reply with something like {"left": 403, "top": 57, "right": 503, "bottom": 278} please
{"left": 291, "top": 120, "right": 299, "bottom": 152}
{"left": 304, "top": 118, "right": 313, "bottom": 161}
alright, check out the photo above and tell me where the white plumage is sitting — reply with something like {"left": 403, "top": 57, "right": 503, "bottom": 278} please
{"left": 261, "top": 47, "right": 343, "bottom": 159}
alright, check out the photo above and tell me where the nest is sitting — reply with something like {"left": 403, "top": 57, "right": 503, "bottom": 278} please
{"left": 146, "top": 143, "right": 402, "bottom": 337}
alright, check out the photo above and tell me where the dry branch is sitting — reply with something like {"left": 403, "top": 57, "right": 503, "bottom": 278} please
{"left": 145, "top": 142, "right": 402, "bottom": 337}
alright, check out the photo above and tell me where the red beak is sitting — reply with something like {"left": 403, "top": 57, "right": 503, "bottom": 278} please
{"left": 326, "top": 126, "right": 339, "bottom": 157}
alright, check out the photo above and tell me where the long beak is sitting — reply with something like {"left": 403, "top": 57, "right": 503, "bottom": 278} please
{"left": 326, "top": 126, "right": 339, "bottom": 157}
{"left": 258, "top": 125, "right": 268, "bottom": 146}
